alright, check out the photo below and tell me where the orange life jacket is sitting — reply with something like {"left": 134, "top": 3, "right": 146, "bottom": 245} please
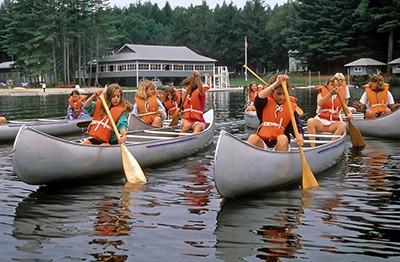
{"left": 247, "top": 87, "right": 263, "bottom": 104}
{"left": 68, "top": 95, "right": 87, "bottom": 115}
{"left": 182, "top": 88, "right": 205, "bottom": 123}
{"left": 134, "top": 95, "right": 159, "bottom": 124}
{"left": 161, "top": 90, "right": 181, "bottom": 116}
{"left": 365, "top": 83, "right": 389, "bottom": 114}
{"left": 88, "top": 101, "right": 125, "bottom": 143}
{"left": 256, "top": 95, "right": 297, "bottom": 141}
{"left": 315, "top": 85, "right": 346, "bottom": 122}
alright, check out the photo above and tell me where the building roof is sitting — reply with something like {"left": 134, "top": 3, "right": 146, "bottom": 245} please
{"left": 100, "top": 44, "right": 217, "bottom": 63}
{"left": 344, "top": 58, "right": 386, "bottom": 67}
{"left": 0, "top": 61, "right": 14, "bottom": 69}
{"left": 388, "top": 57, "right": 400, "bottom": 65}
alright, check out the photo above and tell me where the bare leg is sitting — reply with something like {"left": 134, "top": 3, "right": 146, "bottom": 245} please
{"left": 246, "top": 134, "right": 265, "bottom": 149}
{"left": 152, "top": 116, "right": 162, "bottom": 127}
{"left": 307, "top": 118, "right": 324, "bottom": 147}
{"left": 275, "top": 134, "right": 289, "bottom": 151}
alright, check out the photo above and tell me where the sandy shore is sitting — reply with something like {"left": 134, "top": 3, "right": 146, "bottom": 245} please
{"left": 0, "top": 87, "right": 123, "bottom": 96}
{"left": 0, "top": 86, "right": 243, "bottom": 96}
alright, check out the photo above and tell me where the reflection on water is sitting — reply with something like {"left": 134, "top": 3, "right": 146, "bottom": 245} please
{"left": 1, "top": 89, "right": 400, "bottom": 261}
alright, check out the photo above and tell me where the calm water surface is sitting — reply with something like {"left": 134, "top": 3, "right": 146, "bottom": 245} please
{"left": 0, "top": 87, "right": 399, "bottom": 261}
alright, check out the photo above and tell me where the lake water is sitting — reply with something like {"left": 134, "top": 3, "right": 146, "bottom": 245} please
{"left": 0, "top": 87, "right": 400, "bottom": 261}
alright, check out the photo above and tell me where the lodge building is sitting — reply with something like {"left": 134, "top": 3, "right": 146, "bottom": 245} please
{"left": 87, "top": 44, "right": 220, "bottom": 87}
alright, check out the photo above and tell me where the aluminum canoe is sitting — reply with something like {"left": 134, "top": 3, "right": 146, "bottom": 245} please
{"left": 12, "top": 110, "right": 214, "bottom": 185}
{"left": 128, "top": 114, "right": 174, "bottom": 130}
{"left": 350, "top": 109, "right": 400, "bottom": 140}
{"left": 214, "top": 129, "right": 346, "bottom": 198}
{"left": 0, "top": 117, "right": 91, "bottom": 142}
{"left": 244, "top": 110, "right": 259, "bottom": 129}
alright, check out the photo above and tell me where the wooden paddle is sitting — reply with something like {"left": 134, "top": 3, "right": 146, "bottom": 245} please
{"left": 170, "top": 75, "right": 198, "bottom": 126}
{"left": 281, "top": 80, "right": 318, "bottom": 189}
{"left": 136, "top": 111, "right": 158, "bottom": 117}
{"left": 243, "top": 64, "right": 304, "bottom": 115}
{"left": 337, "top": 93, "right": 366, "bottom": 147}
{"left": 99, "top": 94, "right": 147, "bottom": 183}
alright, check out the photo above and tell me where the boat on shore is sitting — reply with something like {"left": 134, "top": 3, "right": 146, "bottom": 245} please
{"left": 214, "top": 129, "right": 346, "bottom": 198}
{"left": 244, "top": 110, "right": 259, "bottom": 129}
{"left": 12, "top": 110, "right": 214, "bottom": 185}
{"left": 0, "top": 117, "right": 91, "bottom": 142}
{"left": 350, "top": 109, "right": 400, "bottom": 140}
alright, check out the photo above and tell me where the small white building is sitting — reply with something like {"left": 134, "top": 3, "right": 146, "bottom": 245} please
{"left": 344, "top": 58, "right": 386, "bottom": 76}
{"left": 288, "top": 50, "right": 307, "bottom": 72}
{"left": 388, "top": 57, "right": 400, "bottom": 74}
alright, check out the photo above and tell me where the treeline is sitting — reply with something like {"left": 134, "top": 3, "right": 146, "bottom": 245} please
{"left": 0, "top": 0, "right": 399, "bottom": 87}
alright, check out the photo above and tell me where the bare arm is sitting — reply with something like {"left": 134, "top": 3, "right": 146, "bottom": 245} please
{"left": 258, "top": 75, "right": 289, "bottom": 99}
{"left": 194, "top": 70, "right": 204, "bottom": 96}
{"left": 84, "top": 89, "right": 102, "bottom": 108}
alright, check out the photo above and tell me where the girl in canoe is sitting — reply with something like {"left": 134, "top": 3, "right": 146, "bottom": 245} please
{"left": 132, "top": 80, "right": 166, "bottom": 127}
{"left": 161, "top": 86, "right": 181, "bottom": 119}
{"left": 334, "top": 72, "right": 356, "bottom": 113}
{"left": 246, "top": 81, "right": 263, "bottom": 111}
{"left": 353, "top": 74, "right": 400, "bottom": 119}
{"left": 179, "top": 70, "right": 208, "bottom": 134}
{"left": 246, "top": 74, "right": 304, "bottom": 151}
{"left": 65, "top": 89, "right": 90, "bottom": 120}
{"left": 81, "top": 84, "right": 132, "bottom": 145}
{"left": 307, "top": 76, "right": 351, "bottom": 147}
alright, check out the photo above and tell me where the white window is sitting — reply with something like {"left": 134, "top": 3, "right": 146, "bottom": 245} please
{"left": 127, "top": 64, "right": 136, "bottom": 71}
{"left": 184, "top": 64, "right": 194, "bottom": 71}
{"left": 174, "top": 65, "right": 184, "bottom": 71}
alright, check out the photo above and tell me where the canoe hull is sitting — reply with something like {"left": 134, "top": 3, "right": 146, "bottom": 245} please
{"left": 0, "top": 117, "right": 91, "bottom": 142}
{"left": 214, "top": 130, "right": 346, "bottom": 198}
{"left": 12, "top": 110, "right": 214, "bottom": 185}
{"left": 244, "top": 110, "right": 259, "bottom": 129}
{"left": 351, "top": 109, "right": 400, "bottom": 139}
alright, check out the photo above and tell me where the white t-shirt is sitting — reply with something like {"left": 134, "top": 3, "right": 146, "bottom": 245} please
{"left": 359, "top": 91, "right": 395, "bottom": 108}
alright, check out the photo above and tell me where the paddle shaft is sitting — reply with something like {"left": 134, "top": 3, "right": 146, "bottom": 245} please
{"left": 170, "top": 75, "right": 198, "bottom": 126}
{"left": 281, "top": 80, "right": 319, "bottom": 189}
{"left": 336, "top": 93, "right": 366, "bottom": 147}
{"left": 99, "top": 94, "right": 147, "bottom": 183}
{"left": 243, "top": 65, "right": 303, "bottom": 115}
{"left": 137, "top": 111, "right": 158, "bottom": 117}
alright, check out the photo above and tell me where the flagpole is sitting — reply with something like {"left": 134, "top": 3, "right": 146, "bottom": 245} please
{"left": 244, "top": 36, "right": 248, "bottom": 82}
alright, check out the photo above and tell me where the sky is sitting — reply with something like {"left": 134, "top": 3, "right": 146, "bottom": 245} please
{"left": 108, "top": 0, "right": 287, "bottom": 9}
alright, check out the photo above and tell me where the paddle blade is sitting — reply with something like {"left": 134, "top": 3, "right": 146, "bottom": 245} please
{"left": 299, "top": 148, "right": 319, "bottom": 189}
{"left": 120, "top": 144, "right": 147, "bottom": 183}
{"left": 170, "top": 112, "right": 180, "bottom": 126}
{"left": 348, "top": 121, "right": 366, "bottom": 147}
{"left": 336, "top": 93, "right": 366, "bottom": 147}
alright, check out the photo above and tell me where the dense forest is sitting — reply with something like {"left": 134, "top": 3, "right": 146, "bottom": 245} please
{"left": 0, "top": 0, "right": 399, "bottom": 86}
